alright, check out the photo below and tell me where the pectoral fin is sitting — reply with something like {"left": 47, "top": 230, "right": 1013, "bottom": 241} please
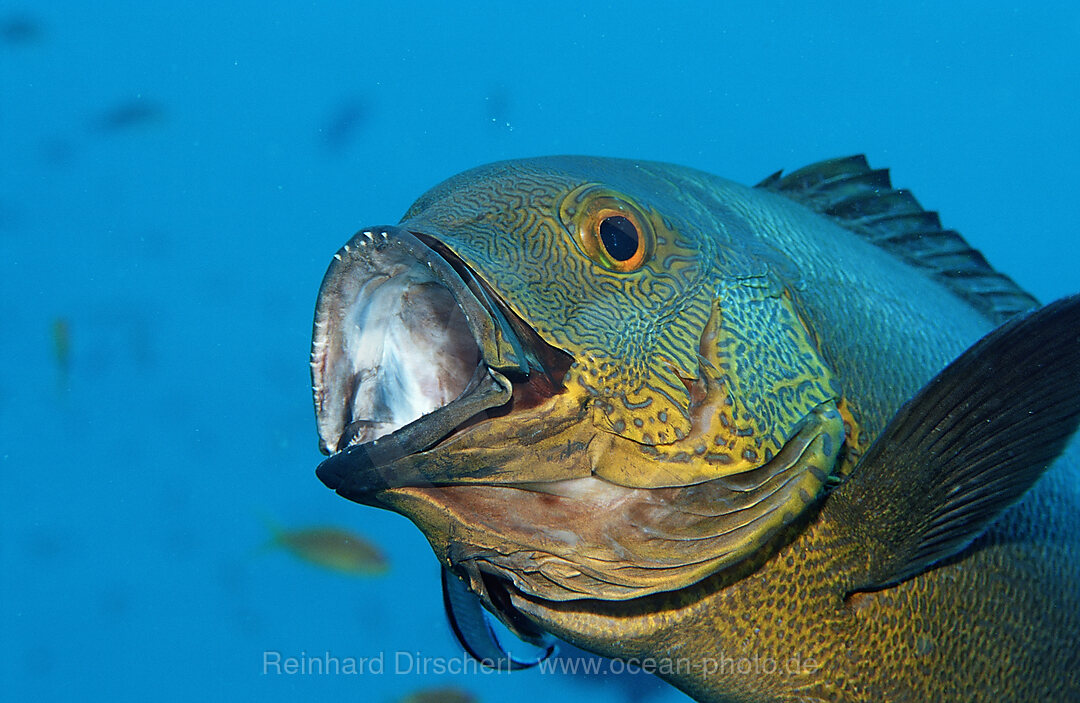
{"left": 830, "top": 295, "right": 1080, "bottom": 592}
{"left": 440, "top": 566, "right": 555, "bottom": 670}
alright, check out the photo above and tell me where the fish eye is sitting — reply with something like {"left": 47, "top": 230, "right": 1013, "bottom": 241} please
{"left": 560, "top": 186, "right": 653, "bottom": 272}
{"left": 598, "top": 215, "right": 640, "bottom": 262}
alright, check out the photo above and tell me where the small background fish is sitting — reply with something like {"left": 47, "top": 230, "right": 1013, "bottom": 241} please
{"left": 397, "top": 686, "right": 477, "bottom": 703}
{"left": 50, "top": 317, "right": 70, "bottom": 393}
{"left": 91, "top": 98, "right": 167, "bottom": 135}
{"left": 0, "top": 13, "right": 43, "bottom": 45}
{"left": 263, "top": 518, "right": 389, "bottom": 576}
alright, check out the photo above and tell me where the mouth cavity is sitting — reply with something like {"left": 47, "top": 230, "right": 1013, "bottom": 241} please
{"left": 310, "top": 226, "right": 568, "bottom": 491}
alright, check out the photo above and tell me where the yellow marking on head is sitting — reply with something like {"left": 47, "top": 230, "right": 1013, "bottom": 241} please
{"left": 834, "top": 397, "right": 865, "bottom": 480}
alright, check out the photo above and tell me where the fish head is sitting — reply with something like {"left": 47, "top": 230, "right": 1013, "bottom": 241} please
{"left": 310, "top": 157, "right": 846, "bottom": 625}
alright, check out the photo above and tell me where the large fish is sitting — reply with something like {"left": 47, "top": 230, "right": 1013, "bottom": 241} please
{"left": 309, "top": 156, "right": 1080, "bottom": 701}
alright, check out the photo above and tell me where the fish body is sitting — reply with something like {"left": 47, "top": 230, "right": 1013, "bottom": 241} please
{"left": 397, "top": 687, "right": 477, "bottom": 703}
{"left": 51, "top": 317, "right": 70, "bottom": 390}
{"left": 93, "top": 99, "right": 166, "bottom": 134}
{"left": 309, "top": 156, "right": 1080, "bottom": 701}
{"left": 266, "top": 522, "right": 388, "bottom": 576}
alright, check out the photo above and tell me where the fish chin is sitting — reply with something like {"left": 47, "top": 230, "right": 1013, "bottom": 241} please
{"left": 386, "top": 405, "right": 838, "bottom": 602}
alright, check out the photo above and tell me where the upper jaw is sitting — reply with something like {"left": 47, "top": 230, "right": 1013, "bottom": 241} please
{"left": 309, "top": 225, "right": 552, "bottom": 497}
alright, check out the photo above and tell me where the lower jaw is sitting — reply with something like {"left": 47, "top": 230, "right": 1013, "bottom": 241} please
{"left": 318, "top": 383, "right": 593, "bottom": 509}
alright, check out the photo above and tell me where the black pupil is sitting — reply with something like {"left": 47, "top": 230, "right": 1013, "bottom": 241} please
{"left": 598, "top": 216, "right": 639, "bottom": 262}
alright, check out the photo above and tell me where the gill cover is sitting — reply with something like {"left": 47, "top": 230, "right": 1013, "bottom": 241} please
{"left": 559, "top": 183, "right": 842, "bottom": 488}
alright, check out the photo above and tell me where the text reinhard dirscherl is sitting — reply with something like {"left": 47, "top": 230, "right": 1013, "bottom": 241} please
{"left": 261, "top": 650, "right": 821, "bottom": 677}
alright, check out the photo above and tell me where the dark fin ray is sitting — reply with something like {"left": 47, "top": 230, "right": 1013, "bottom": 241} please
{"left": 828, "top": 295, "right": 1080, "bottom": 592}
{"left": 440, "top": 566, "right": 555, "bottom": 670}
{"left": 755, "top": 155, "right": 1038, "bottom": 323}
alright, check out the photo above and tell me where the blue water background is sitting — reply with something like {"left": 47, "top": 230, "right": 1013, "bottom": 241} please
{"left": 2, "top": 3, "right": 1078, "bottom": 701}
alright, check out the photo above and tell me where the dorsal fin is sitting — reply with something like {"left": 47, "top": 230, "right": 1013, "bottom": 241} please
{"left": 755, "top": 155, "right": 1038, "bottom": 323}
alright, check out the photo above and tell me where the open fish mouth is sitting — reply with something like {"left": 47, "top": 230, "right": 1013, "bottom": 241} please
{"left": 310, "top": 225, "right": 566, "bottom": 495}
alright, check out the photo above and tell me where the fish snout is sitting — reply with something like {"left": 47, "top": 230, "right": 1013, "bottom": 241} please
{"left": 310, "top": 225, "right": 569, "bottom": 500}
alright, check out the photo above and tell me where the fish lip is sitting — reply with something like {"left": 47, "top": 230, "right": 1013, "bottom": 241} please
{"left": 314, "top": 364, "right": 513, "bottom": 495}
{"left": 310, "top": 225, "right": 543, "bottom": 492}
